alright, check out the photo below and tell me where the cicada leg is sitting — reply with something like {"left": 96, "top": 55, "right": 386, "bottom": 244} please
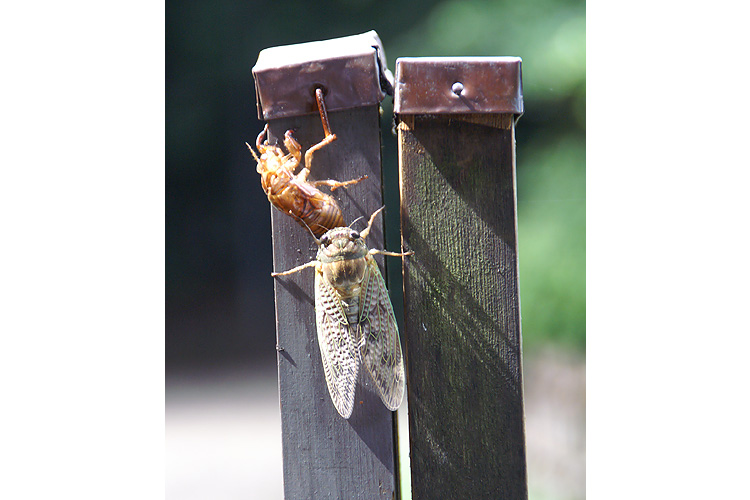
{"left": 271, "top": 260, "right": 318, "bottom": 277}
{"left": 360, "top": 207, "right": 414, "bottom": 257}
{"left": 256, "top": 124, "right": 269, "bottom": 151}
{"left": 315, "top": 87, "right": 333, "bottom": 138}
{"left": 303, "top": 133, "right": 337, "bottom": 177}
{"left": 302, "top": 87, "right": 338, "bottom": 176}
{"left": 360, "top": 206, "right": 385, "bottom": 240}
{"left": 312, "top": 175, "right": 368, "bottom": 192}
{"left": 283, "top": 130, "right": 303, "bottom": 164}
{"left": 369, "top": 249, "right": 414, "bottom": 258}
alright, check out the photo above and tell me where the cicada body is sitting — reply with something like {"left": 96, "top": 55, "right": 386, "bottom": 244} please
{"left": 272, "top": 207, "right": 411, "bottom": 418}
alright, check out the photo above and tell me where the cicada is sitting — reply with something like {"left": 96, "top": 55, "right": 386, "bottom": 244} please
{"left": 247, "top": 88, "right": 367, "bottom": 238}
{"left": 272, "top": 207, "right": 412, "bottom": 418}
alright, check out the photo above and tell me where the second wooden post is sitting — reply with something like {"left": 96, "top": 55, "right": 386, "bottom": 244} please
{"left": 395, "top": 57, "right": 528, "bottom": 499}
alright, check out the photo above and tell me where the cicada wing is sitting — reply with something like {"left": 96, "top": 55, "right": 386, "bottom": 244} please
{"left": 359, "top": 257, "right": 405, "bottom": 411}
{"left": 315, "top": 270, "right": 360, "bottom": 419}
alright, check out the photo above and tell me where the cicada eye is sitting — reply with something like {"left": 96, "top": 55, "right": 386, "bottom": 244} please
{"left": 350, "top": 231, "right": 360, "bottom": 240}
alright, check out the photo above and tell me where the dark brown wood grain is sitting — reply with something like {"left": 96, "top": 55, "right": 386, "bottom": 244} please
{"left": 398, "top": 114, "right": 528, "bottom": 499}
{"left": 266, "top": 106, "right": 398, "bottom": 499}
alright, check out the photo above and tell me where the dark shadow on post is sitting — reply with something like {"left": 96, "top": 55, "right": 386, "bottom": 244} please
{"left": 347, "top": 383, "right": 397, "bottom": 475}
{"left": 408, "top": 118, "right": 515, "bottom": 244}
{"left": 274, "top": 277, "right": 315, "bottom": 307}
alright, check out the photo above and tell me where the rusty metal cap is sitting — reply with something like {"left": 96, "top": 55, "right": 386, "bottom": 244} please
{"left": 394, "top": 57, "right": 523, "bottom": 116}
{"left": 252, "top": 31, "right": 393, "bottom": 121}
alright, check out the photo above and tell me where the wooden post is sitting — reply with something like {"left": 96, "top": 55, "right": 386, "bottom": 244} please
{"left": 252, "top": 32, "right": 399, "bottom": 499}
{"left": 395, "top": 57, "right": 528, "bottom": 499}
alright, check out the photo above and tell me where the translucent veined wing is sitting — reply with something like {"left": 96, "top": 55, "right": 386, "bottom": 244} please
{"left": 314, "top": 269, "right": 360, "bottom": 418}
{"left": 358, "top": 256, "right": 405, "bottom": 411}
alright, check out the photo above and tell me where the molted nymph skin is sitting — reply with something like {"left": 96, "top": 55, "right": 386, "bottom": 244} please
{"left": 248, "top": 125, "right": 367, "bottom": 238}
{"left": 249, "top": 127, "right": 345, "bottom": 237}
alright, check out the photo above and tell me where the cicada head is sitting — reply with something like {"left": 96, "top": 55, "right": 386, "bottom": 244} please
{"left": 317, "top": 227, "right": 368, "bottom": 261}
{"left": 247, "top": 126, "right": 279, "bottom": 174}
{"left": 316, "top": 227, "right": 369, "bottom": 291}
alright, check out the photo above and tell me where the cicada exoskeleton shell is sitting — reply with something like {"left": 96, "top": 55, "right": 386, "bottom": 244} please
{"left": 248, "top": 88, "right": 366, "bottom": 237}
